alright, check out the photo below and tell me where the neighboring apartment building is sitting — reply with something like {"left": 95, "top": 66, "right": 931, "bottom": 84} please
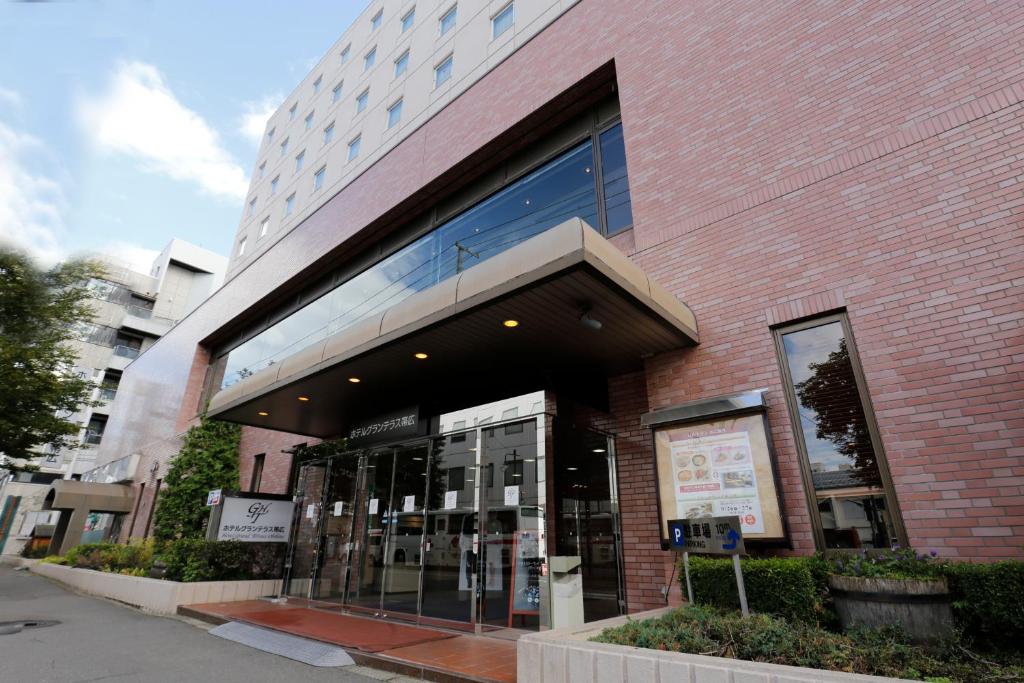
{"left": 92, "top": 0, "right": 1021, "bottom": 633}
{"left": 0, "top": 240, "right": 226, "bottom": 556}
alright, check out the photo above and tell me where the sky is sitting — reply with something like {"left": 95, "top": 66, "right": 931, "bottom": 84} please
{"left": 0, "top": 0, "right": 364, "bottom": 272}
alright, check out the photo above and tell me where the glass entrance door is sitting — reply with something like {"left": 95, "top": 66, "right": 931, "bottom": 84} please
{"left": 347, "top": 449, "right": 394, "bottom": 613}
{"left": 284, "top": 460, "right": 328, "bottom": 598}
{"left": 381, "top": 442, "right": 428, "bottom": 617}
{"left": 312, "top": 453, "right": 361, "bottom": 602}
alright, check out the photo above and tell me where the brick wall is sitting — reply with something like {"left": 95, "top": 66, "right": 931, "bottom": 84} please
{"left": 238, "top": 427, "right": 322, "bottom": 495}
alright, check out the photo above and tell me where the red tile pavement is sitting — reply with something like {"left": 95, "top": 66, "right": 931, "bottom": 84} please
{"left": 185, "top": 600, "right": 517, "bottom": 682}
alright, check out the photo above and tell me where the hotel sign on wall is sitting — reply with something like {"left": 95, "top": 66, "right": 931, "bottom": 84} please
{"left": 214, "top": 495, "right": 296, "bottom": 543}
{"left": 347, "top": 406, "right": 420, "bottom": 447}
{"left": 644, "top": 391, "right": 786, "bottom": 545}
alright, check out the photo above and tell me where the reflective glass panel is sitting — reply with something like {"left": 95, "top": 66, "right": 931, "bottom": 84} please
{"left": 599, "top": 124, "right": 633, "bottom": 234}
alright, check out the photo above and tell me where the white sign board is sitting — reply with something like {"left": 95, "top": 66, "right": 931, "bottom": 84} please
{"left": 206, "top": 489, "right": 222, "bottom": 506}
{"left": 403, "top": 495, "right": 416, "bottom": 513}
{"left": 216, "top": 497, "right": 295, "bottom": 542}
{"left": 305, "top": 504, "right": 316, "bottom": 519}
{"left": 368, "top": 498, "right": 379, "bottom": 515}
{"left": 443, "top": 490, "right": 459, "bottom": 510}
{"left": 504, "top": 485, "right": 520, "bottom": 507}
{"left": 333, "top": 501, "right": 344, "bottom": 516}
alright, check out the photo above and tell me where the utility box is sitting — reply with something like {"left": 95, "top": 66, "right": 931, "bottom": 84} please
{"left": 548, "top": 555, "right": 584, "bottom": 629}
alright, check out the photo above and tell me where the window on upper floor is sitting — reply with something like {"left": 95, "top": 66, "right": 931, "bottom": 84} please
{"left": 439, "top": 5, "right": 457, "bottom": 36}
{"left": 394, "top": 50, "right": 410, "bottom": 78}
{"left": 313, "top": 166, "right": 326, "bottom": 191}
{"left": 598, "top": 124, "right": 634, "bottom": 235}
{"left": 305, "top": 111, "right": 314, "bottom": 130}
{"left": 340, "top": 44, "right": 351, "bottom": 64}
{"left": 259, "top": 216, "right": 270, "bottom": 237}
{"left": 280, "top": 137, "right": 289, "bottom": 155}
{"left": 364, "top": 47, "right": 376, "bottom": 72}
{"left": 237, "top": 237, "right": 247, "bottom": 257}
{"left": 295, "top": 150, "right": 305, "bottom": 173}
{"left": 332, "top": 81, "right": 343, "bottom": 103}
{"left": 271, "top": 175, "right": 279, "bottom": 195}
{"left": 313, "top": 75, "right": 322, "bottom": 94}
{"left": 324, "top": 122, "right": 335, "bottom": 145}
{"left": 247, "top": 197, "right": 257, "bottom": 216}
{"left": 356, "top": 89, "right": 369, "bottom": 114}
{"left": 266, "top": 127, "right": 275, "bottom": 145}
{"left": 257, "top": 161, "right": 266, "bottom": 179}
{"left": 285, "top": 193, "right": 296, "bottom": 216}
{"left": 434, "top": 54, "right": 453, "bottom": 88}
{"left": 492, "top": 2, "right": 514, "bottom": 39}
{"left": 371, "top": 9, "right": 382, "bottom": 31}
{"left": 402, "top": 7, "right": 415, "bottom": 32}
{"left": 347, "top": 135, "right": 361, "bottom": 161}
{"left": 774, "top": 313, "right": 906, "bottom": 550}
{"left": 387, "top": 99, "right": 403, "bottom": 129}
{"left": 288, "top": 103, "right": 297, "bottom": 120}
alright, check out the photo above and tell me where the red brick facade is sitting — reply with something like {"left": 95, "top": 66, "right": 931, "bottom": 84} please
{"left": 110, "top": 0, "right": 1022, "bottom": 615}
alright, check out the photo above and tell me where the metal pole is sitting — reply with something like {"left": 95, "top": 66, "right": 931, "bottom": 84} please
{"left": 732, "top": 553, "right": 749, "bottom": 616}
{"left": 682, "top": 551, "right": 694, "bottom": 604}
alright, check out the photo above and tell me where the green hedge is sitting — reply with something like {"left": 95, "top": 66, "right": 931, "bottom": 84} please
{"left": 158, "top": 539, "right": 284, "bottom": 583}
{"left": 943, "top": 561, "right": 1024, "bottom": 651}
{"left": 684, "top": 555, "right": 830, "bottom": 624}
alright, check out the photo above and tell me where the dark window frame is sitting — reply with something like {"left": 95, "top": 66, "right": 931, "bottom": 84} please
{"left": 771, "top": 311, "right": 907, "bottom": 550}
{"left": 250, "top": 453, "right": 266, "bottom": 492}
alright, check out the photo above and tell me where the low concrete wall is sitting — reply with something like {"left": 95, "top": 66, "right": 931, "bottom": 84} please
{"left": 32, "top": 563, "right": 280, "bottom": 615}
{"left": 0, "top": 556, "right": 40, "bottom": 569}
{"left": 517, "top": 608, "right": 909, "bottom": 683}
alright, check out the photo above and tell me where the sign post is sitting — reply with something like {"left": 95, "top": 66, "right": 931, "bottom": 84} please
{"left": 668, "top": 515, "right": 749, "bottom": 616}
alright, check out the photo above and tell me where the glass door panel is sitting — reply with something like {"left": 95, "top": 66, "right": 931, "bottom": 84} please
{"left": 313, "top": 453, "right": 361, "bottom": 602}
{"left": 347, "top": 450, "right": 394, "bottom": 613}
{"left": 284, "top": 460, "right": 328, "bottom": 598}
{"left": 381, "top": 442, "right": 429, "bottom": 617}
{"left": 479, "top": 418, "right": 544, "bottom": 629}
{"left": 420, "top": 431, "right": 479, "bottom": 624}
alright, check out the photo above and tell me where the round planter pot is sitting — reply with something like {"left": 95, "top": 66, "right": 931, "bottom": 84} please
{"left": 828, "top": 574, "right": 953, "bottom": 644}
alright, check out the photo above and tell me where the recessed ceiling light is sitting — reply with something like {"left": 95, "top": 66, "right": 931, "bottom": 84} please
{"left": 348, "top": 377, "right": 361, "bottom": 383}
{"left": 566, "top": 466, "right": 579, "bottom": 471}
{"left": 257, "top": 411, "right": 269, "bottom": 416}
{"left": 524, "top": 458, "right": 536, "bottom": 462}
{"left": 592, "top": 448, "right": 606, "bottom": 453}
{"left": 298, "top": 396, "right": 310, "bottom": 402}
{"left": 503, "top": 319, "right": 519, "bottom": 328}
{"left": 412, "top": 457, "right": 424, "bottom": 461}
{"left": 414, "top": 352, "right": 428, "bottom": 359}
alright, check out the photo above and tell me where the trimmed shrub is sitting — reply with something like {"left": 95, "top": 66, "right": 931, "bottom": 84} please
{"left": 684, "top": 555, "right": 825, "bottom": 624}
{"left": 592, "top": 605, "right": 1023, "bottom": 682}
{"left": 61, "top": 540, "right": 155, "bottom": 574}
{"left": 159, "top": 539, "right": 284, "bottom": 583}
{"left": 942, "top": 561, "right": 1024, "bottom": 652}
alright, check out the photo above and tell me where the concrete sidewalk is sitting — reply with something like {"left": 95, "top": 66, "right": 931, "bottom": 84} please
{"left": 0, "top": 566, "right": 406, "bottom": 682}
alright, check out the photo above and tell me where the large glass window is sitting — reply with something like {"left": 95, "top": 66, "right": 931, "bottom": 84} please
{"left": 218, "top": 122, "right": 632, "bottom": 389}
{"left": 775, "top": 314, "right": 903, "bottom": 549}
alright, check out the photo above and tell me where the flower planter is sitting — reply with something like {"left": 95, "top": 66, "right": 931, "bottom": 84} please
{"left": 827, "top": 574, "right": 953, "bottom": 643}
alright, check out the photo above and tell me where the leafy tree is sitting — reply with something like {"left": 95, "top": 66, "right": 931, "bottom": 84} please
{"left": 795, "top": 338, "right": 881, "bottom": 487}
{"left": 152, "top": 418, "right": 241, "bottom": 542}
{"left": 0, "top": 249, "right": 104, "bottom": 472}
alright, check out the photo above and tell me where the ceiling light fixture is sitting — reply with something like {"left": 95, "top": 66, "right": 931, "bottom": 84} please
{"left": 503, "top": 319, "right": 519, "bottom": 328}
{"left": 579, "top": 304, "right": 603, "bottom": 331}
{"left": 297, "top": 396, "right": 310, "bottom": 402}
{"left": 566, "top": 466, "right": 579, "bottom": 471}
{"left": 348, "top": 377, "right": 361, "bottom": 383}
{"left": 592, "top": 448, "right": 606, "bottom": 453}
{"left": 414, "top": 352, "right": 428, "bottom": 359}
{"left": 257, "top": 411, "right": 269, "bottom": 416}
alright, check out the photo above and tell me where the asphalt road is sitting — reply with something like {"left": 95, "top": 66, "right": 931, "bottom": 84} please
{"left": 0, "top": 566, "right": 404, "bottom": 683}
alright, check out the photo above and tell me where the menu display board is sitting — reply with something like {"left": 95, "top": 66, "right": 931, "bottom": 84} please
{"left": 507, "top": 531, "right": 542, "bottom": 625}
{"left": 655, "top": 413, "right": 784, "bottom": 542}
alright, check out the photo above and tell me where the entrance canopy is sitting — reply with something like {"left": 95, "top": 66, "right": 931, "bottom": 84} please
{"left": 208, "top": 219, "right": 699, "bottom": 437}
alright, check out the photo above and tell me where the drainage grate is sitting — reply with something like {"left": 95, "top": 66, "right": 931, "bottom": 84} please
{"left": 0, "top": 620, "right": 61, "bottom": 636}
{"left": 208, "top": 622, "right": 355, "bottom": 667}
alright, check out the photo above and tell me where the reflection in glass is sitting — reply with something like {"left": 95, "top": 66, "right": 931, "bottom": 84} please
{"left": 347, "top": 451, "right": 394, "bottom": 611}
{"left": 781, "top": 321, "right": 895, "bottom": 548}
{"left": 314, "top": 455, "right": 360, "bottom": 601}
{"left": 284, "top": 462, "right": 328, "bottom": 598}
{"left": 599, "top": 124, "right": 633, "bottom": 235}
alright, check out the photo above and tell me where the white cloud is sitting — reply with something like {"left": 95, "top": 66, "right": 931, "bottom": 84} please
{"left": 78, "top": 61, "right": 248, "bottom": 201}
{"left": 0, "top": 121, "right": 67, "bottom": 265}
{"left": 238, "top": 94, "right": 281, "bottom": 144}
{"left": 70, "top": 241, "right": 161, "bottom": 275}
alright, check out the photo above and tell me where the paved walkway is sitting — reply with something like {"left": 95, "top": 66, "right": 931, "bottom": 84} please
{"left": 0, "top": 566, "right": 406, "bottom": 683}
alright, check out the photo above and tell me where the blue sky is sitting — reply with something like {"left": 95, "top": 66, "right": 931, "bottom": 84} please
{"left": 0, "top": 1, "right": 363, "bottom": 271}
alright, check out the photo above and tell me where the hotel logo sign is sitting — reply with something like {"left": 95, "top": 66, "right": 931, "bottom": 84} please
{"left": 216, "top": 496, "right": 295, "bottom": 543}
{"left": 348, "top": 406, "right": 420, "bottom": 447}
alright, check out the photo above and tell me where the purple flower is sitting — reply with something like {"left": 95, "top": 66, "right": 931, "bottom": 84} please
{"left": 929, "top": 550, "right": 938, "bottom": 558}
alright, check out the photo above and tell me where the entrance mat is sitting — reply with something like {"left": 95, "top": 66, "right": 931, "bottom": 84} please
{"left": 231, "top": 607, "right": 458, "bottom": 653}
{"left": 209, "top": 622, "right": 355, "bottom": 667}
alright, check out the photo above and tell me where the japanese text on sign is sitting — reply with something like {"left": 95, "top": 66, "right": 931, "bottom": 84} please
{"left": 668, "top": 515, "right": 745, "bottom": 555}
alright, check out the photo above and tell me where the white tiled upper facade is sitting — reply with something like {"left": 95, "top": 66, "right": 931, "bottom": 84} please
{"left": 229, "top": 0, "right": 579, "bottom": 276}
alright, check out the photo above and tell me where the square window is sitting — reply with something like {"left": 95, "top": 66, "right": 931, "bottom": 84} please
{"left": 332, "top": 82, "right": 343, "bottom": 103}
{"left": 340, "top": 44, "right": 351, "bottom": 64}
{"left": 285, "top": 193, "right": 296, "bottom": 216}
{"left": 394, "top": 50, "right": 409, "bottom": 78}
{"left": 323, "top": 123, "right": 335, "bottom": 145}
{"left": 313, "top": 166, "right": 326, "bottom": 191}
{"left": 492, "top": 3, "right": 513, "bottom": 39}
{"left": 266, "top": 127, "right": 275, "bottom": 144}
{"left": 387, "top": 99, "right": 403, "bottom": 129}
{"left": 288, "top": 103, "right": 297, "bottom": 120}
{"left": 347, "top": 135, "right": 361, "bottom": 161}
{"left": 295, "top": 150, "right": 305, "bottom": 173}
{"left": 258, "top": 217, "right": 269, "bottom": 237}
{"left": 237, "top": 237, "right": 247, "bottom": 256}
{"left": 304, "top": 111, "right": 314, "bottom": 130}
{"left": 371, "top": 9, "right": 382, "bottom": 30}
{"left": 247, "top": 197, "right": 257, "bottom": 216}
{"left": 439, "top": 5, "right": 457, "bottom": 35}
{"left": 280, "top": 137, "right": 289, "bottom": 155}
{"left": 313, "top": 75, "right": 322, "bottom": 94}
{"left": 364, "top": 47, "right": 376, "bottom": 71}
{"left": 356, "top": 89, "right": 369, "bottom": 113}
{"left": 434, "top": 54, "right": 453, "bottom": 88}
{"left": 401, "top": 7, "right": 415, "bottom": 32}
{"left": 257, "top": 161, "right": 266, "bottom": 179}
{"left": 270, "top": 175, "right": 279, "bottom": 195}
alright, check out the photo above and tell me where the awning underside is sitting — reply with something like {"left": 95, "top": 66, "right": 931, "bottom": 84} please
{"left": 208, "top": 219, "right": 698, "bottom": 437}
